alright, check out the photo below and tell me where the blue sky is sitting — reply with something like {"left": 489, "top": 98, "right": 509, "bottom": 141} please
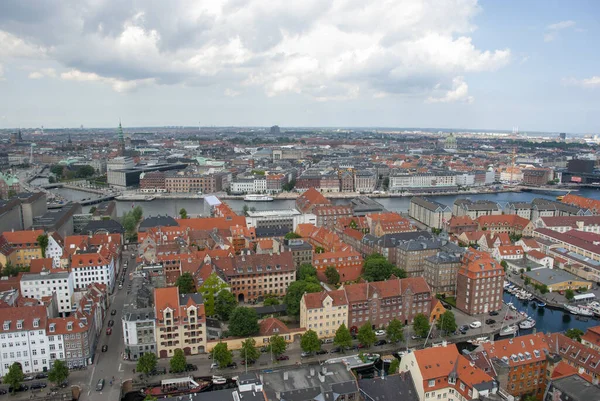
{"left": 0, "top": 0, "right": 598, "bottom": 133}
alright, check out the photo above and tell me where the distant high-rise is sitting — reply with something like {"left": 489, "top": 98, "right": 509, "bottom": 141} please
{"left": 270, "top": 125, "right": 281, "bottom": 135}
{"left": 559, "top": 132, "right": 566, "bottom": 141}
{"left": 117, "top": 120, "right": 125, "bottom": 156}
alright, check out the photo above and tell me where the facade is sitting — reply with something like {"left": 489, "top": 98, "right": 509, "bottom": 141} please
{"left": 281, "top": 239, "right": 313, "bottom": 269}
{"left": 534, "top": 229, "right": 600, "bottom": 262}
{"left": 20, "top": 266, "right": 74, "bottom": 314}
{"left": 456, "top": 249, "right": 505, "bottom": 315}
{"left": 409, "top": 197, "right": 452, "bottom": 229}
{"left": 423, "top": 252, "right": 462, "bottom": 296}
{"left": 295, "top": 188, "right": 331, "bottom": 214}
{"left": 454, "top": 199, "right": 502, "bottom": 219}
{"left": 313, "top": 249, "right": 363, "bottom": 283}
{"left": 445, "top": 215, "right": 478, "bottom": 235}
{"left": 522, "top": 168, "right": 553, "bottom": 186}
{"left": 395, "top": 239, "right": 464, "bottom": 277}
{"left": 389, "top": 172, "right": 457, "bottom": 192}
{"left": 313, "top": 205, "right": 353, "bottom": 230}
{"left": 47, "top": 232, "right": 64, "bottom": 268}
{"left": 300, "top": 290, "right": 349, "bottom": 339}
{"left": 0, "top": 229, "right": 44, "bottom": 268}
{"left": 154, "top": 287, "right": 207, "bottom": 358}
{"left": 245, "top": 209, "right": 316, "bottom": 231}
{"left": 122, "top": 274, "right": 156, "bottom": 360}
{"left": 139, "top": 171, "right": 166, "bottom": 192}
{"left": 354, "top": 170, "right": 376, "bottom": 193}
{"left": 476, "top": 214, "right": 534, "bottom": 236}
{"left": 534, "top": 215, "right": 600, "bottom": 234}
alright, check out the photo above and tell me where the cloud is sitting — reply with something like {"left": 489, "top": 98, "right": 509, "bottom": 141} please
{"left": 28, "top": 68, "right": 56, "bottom": 79}
{"left": 544, "top": 20, "right": 576, "bottom": 42}
{"left": 0, "top": 64, "right": 3, "bottom": 79}
{"left": 563, "top": 76, "right": 600, "bottom": 88}
{"left": 0, "top": 0, "right": 510, "bottom": 100}
{"left": 224, "top": 88, "right": 240, "bottom": 97}
{"left": 426, "top": 76, "right": 474, "bottom": 103}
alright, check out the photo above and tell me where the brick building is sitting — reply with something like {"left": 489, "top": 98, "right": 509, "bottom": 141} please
{"left": 456, "top": 249, "right": 504, "bottom": 315}
{"left": 522, "top": 168, "right": 553, "bottom": 186}
{"left": 313, "top": 249, "right": 363, "bottom": 283}
{"left": 139, "top": 171, "right": 166, "bottom": 192}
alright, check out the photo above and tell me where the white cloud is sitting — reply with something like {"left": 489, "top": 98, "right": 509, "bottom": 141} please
{"left": 544, "top": 20, "right": 576, "bottom": 42}
{"left": 426, "top": 76, "right": 474, "bottom": 103}
{"left": 0, "top": 0, "right": 510, "bottom": 99}
{"left": 0, "top": 30, "right": 48, "bottom": 58}
{"left": 224, "top": 88, "right": 240, "bottom": 97}
{"left": 563, "top": 76, "right": 600, "bottom": 88}
{"left": 28, "top": 68, "right": 56, "bottom": 79}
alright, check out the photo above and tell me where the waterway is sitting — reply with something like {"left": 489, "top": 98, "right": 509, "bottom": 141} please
{"left": 502, "top": 292, "right": 599, "bottom": 336}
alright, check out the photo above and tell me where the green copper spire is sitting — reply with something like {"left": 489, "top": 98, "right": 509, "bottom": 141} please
{"left": 118, "top": 119, "right": 124, "bottom": 143}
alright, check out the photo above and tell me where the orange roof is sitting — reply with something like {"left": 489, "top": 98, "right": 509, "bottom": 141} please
{"left": 460, "top": 249, "right": 504, "bottom": 277}
{"left": 447, "top": 215, "right": 477, "bottom": 227}
{"left": 481, "top": 333, "right": 549, "bottom": 367}
{"left": 582, "top": 325, "right": 600, "bottom": 349}
{"left": 256, "top": 239, "right": 274, "bottom": 250}
{"left": 562, "top": 194, "right": 600, "bottom": 213}
{"left": 303, "top": 290, "right": 348, "bottom": 309}
{"left": 295, "top": 188, "right": 331, "bottom": 213}
{"left": 259, "top": 317, "right": 291, "bottom": 336}
{"left": 551, "top": 361, "right": 580, "bottom": 380}
{"left": 154, "top": 286, "right": 181, "bottom": 318}
{"left": 527, "top": 250, "right": 549, "bottom": 260}
{"left": 2, "top": 229, "right": 44, "bottom": 245}
{"left": 477, "top": 214, "right": 531, "bottom": 229}
{"left": 28, "top": 258, "right": 57, "bottom": 273}
{"left": 497, "top": 245, "right": 524, "bottom": 256}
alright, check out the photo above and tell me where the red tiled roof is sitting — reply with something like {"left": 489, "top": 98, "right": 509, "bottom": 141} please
{"left": 2, "top": 230, "right": 44, "bottom": 245}
{"left": 259, "top": 317, "right": 291, "bottom": 336}
{"left": 582, "top": 325, "right": 600, "bottom": 349}
{"left": 0, "top": 305, "right": 47, "bottom": 332}
{"left": 303, "top": 290, "right": 349, "bottom": 309}
{"left": 477, "top": 214, "right": 531, "bottom": 229}
{"left": 497, "top": 245, "right": 524, "bottom": 256}
{"left": 481, "top": 333, "right": 549, "bottom": 367}
{"left": 527, "top": 250, "right": 548, "bottom": 260}
{"left": 295, "top": 188, "right": 331, "bottom": 213}
{"left": 562, "top": 194, "right": 600, "bottom": 213}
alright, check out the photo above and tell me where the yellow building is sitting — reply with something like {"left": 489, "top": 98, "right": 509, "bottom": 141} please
{"left": 0, "top": 229, "right": 44, "bottom": 268}
{"left": 300, "top": 290, "right": 348, "bottom": 339}
{"left": 525, "top": 268, "right": 592, "bottom": 292}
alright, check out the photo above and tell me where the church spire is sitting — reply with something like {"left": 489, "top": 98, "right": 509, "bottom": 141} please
{"left": 117, "top": 119, "right": 125, "bottom": 156}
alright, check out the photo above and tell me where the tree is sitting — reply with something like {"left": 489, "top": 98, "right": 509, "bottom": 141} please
{"left": 349, "top": 219, "right": 358, "bottom": 229}
{"left": 300, "top": 330, "right": 321, "bottom": 353}
{"left": 285, "top": 232, "right": 302, "bottom": 240}
{"left": 284, "top": 280, "right": 322, "bottom": 317}
{"left": 382, "top": 177, "right": 389, "bottom": 190}
{"left": 500, "top": 260, "right": 508, "bottom": 270}
{"left": 170, "top": 349, "right": 187, "bottom": 373}
{"left": 228, "top": 307, "right": 260, "bottom": 337}
{"left": 199, "top": 272, "right": 229, "bottom": 316}
{"left": 5, "top": 362, "right": 24, "bottom": 393}
{"left": 264, "top": 296, "right": 279, "bottom": 306}
{"left": 269, "top": 334, "right": 287, "bottom": 357}
{"left": 179, "top": 208, "right": 188, "bottom": 219}
{"left": 357, "top": 323, "right": 376, "bottom": 348}
{"left": 213, "top": 342, "right": 233, "bottom": 368}
{"left": 413, "top": 313, "right": 430, "bottom": 338}
{"left": 565, "top": 289, "right": 575, "bottom": 300}
{"left": 50, "top": 165, "right": 64, "bottom": 177}
{"left": 524, "top": 277, "right": 531, "bottom": 286}
{"left": 362, "top": 253, "right": 406, "bottom": 282}
{"left": 48, "top": 359, "right": 69, "bottom": 385}
{"left": 314, "top": 246, "right": 325, "bottom": 254}
{"left": 132, "top": 206, "right": 143, "bottom": 222}
{"left": 386, "top": 319, "right": 404, "bottom": 343}
{"left": 136, "top": 352, "right": 158, "bottom": 375}
{"left": 215, "top": 290, "right": 237, "bottom": 320}
{"left": 240, "top": 338, "right": 260, "bottom": 363}
{"left": 565, "top": 328, "right": 584, "bottom": 342}
{"left": 334, "top": 323, "right": 352, "bottom": 350}
{"left": 175, "top": 272, "right": 195, "bottom": 294}
{"left": 89, "top": 206, "right": 97, "bottom": 214}
{"left": 436, "top": 311, "right": 457, "bottom": 334}
{"left": 75, "top": 165, "right": 95, "bottom": 178}
{"left": 539, "top": 284, "right": 549, "bottom": 294}
{"left": 37, "top": 234, "right": 49, "bottom": 258}
{"left": 2, "top": 260, "right": 19, "bottom": 277}
{"left": 388, "top": 359, "right": 400, "bottom": 374}
{"left": 298, "top": 264, "right": 317, "bottom": 281}
{"left": 325, "top": 266, "right": 340, "bottom": 285}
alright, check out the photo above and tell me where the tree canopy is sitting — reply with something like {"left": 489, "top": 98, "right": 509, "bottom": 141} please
{"left": 283, "top": 279, "right": 322, "bottom": 317}
{"left": 357, "top": 323, "right": 376, "bottom": 347}
{"left": 565, "top": 328, "right": 584, "bottom": 342}
{"left": 228, "top": 307, "right": 260, "bottom": 337}
{"left": 175, "top": 272, "right": 195, "bottom": 294}
{"left": 263, "top": 296, "right": 279, "bottom": 306}
{"left": 386, "top": 319, "right": 404, "bottom": 343}
{"left": 213, "top": 343, "right": 233, "bottom": 368}
{"left": 179, "top": 208, "right": 188, "bottom": 219}
{"left": 334, "top": 323, "right": 352, "bottom": 349}
{"left": 413, "top": 313, "right": 431, "bottom": 338}
{"left": 285, "top": 232, "right": 302, "bottom": 240}
{"left": 48, "top": 359, "right": 69, "bottom": 385}
{"left": 37, "top": 234, "right": 49, "bottom": 258}
{"left": 436, "top": 311, "right": 457, "bottom": 334}
{"left": 215, "top": 290, "right": 237, "bottom": 320}
{"left": 137, "top": 352, "right": 158, "bottom": 375}
{"left": 300, "top": 330, "right": 321, "bottom": 353}
{"left": 5, "top": 363, "right": 24, "bottom": 393}
{"left": 240, "top": 338, "right": 260, "bottom": 362}
{"left": 362, "top": 253, "right": 406, "bottom": 282}
{"left": 199, "top": 272, "right": 229, "bottom": 316}
{"left": 269, "top": 334, "right": 287, "bottom": 357}
{"left": 297, "top": 263, "right": 317, "bottom": 281}
{"left": 325, "top": 266, "right": 340, "bottom": 285}
{"left": 170, "top": 349, "right": 187, "bottom": 373}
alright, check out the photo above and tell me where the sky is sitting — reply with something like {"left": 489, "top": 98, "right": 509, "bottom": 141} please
{"left": 0, "top": 0, "right": 598, "bottom": 133}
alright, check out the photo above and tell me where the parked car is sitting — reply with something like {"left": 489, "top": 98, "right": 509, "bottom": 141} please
{"left": 301, "top": 351, "right": 313, "bottom": 357}
{"left": 459, "top": 325, "right": 469, "bottom": 334}
{"left": 30, "top": 382, "right": 47, "bottom": 390}
{"left": 106, "top": 327, "right": 112, "bottom": 335}
{"left": 240, "top": 360, "right": 255, "bottom": 366}
{"left": 321, "top": 338, "right": 334, "bottom": 344}
{"left": 316, "top": 349, "right": 328, "bottom": 355}
{"left": 34, "top": 373, "right": 48, "bottom": 380}
{"left": 0, "top": 389, "right": 6, "bottom": 395}
{"left": 357, "top": 343, "right": 366, "bottom": 349}
{"left": 108, "top": 320, "right": 114, "bottom": 327}
{"left": 111, "top": 309, "right": 117, "bottom": 316}
{"left": 102, "top": 345, "right": 108, "bottom": 352}
{"left": 96, "top": 379, "right": 105, "bottom": 391}
{"left": 375, "top": 339, "right": 387, "bottom": 346}
{"left": 375, "top": 330, "right": 386, "bottom": 336}
{"left": 276, "top": 355, "right": 289, "bottom": 361}
{"left": 260, "top": 347, "right": 269, "bottom": 353}
{"left": 185, "top": 364, "right": 198, "bottom": 371}
{"left": 8, "top": 385, "right": 28, "bottom": 392}
{"left": 226, "top": 362, "right": 237, "bottom": 369}
{"left": 488, "top": 310, "right": 499, "bottom": 316}
{"left": 210, "top": 362, "right": 218, "bottom": 369}
{"left": 23, "top": 375, "right": 35, "bottom": 381}
{"left": 469, "top": 321, "right": 482, "bottom": 329}
{"left": 485, "top": 319, "right": 496, "bottom": 325}
{"left": 411, "top": 335, "right": 422, "bottom": 340}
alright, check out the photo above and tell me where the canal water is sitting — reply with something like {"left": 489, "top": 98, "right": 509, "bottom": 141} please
{"left": 46, "top": 186, "right": 600, "bottom": 217}
{"left": 502, "top": 292, "right": 599, "bottom": 336}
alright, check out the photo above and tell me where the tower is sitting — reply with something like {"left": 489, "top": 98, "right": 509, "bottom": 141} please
{"left": 117, "top": 120, "right": 125, "bottom": 156}
{"left": 68, "top": 133, "right": 72, "bottom": 145}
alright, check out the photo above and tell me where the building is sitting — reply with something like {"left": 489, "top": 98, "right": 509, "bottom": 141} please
{"left": 313, "top": 205, "right": 353, "bottom": 230}
{"left": 544, "top": 373, "right": 600, "bottom": 401}
{"left": 139, "top": 171, "right": 166, "bottom": 192}
{"left": 534, "top": 229, "right": 600, "bottom": 262}
{"left": 396, "top": 239, "right": 464, "bottom": 277}
{"left": 0, "top": 172, "right": 21, "bottom": 199}
{"left": 32, "top": 203, "right": 82, "bottom": 238}
{"left": 20, "top": 258, "right": 74, "bottom": 314}
{"left": 454, "top": 199, "right": 502, "bottom": 219}
{"left": 108, "top": 163, "right": 187, "bottom": 188}
{"left": 0, "top": 199, "right": 25, "bottom": 233}
{"left": 399, "top": 343, "right": 498, "bottom": 401}
{"left": 476, "top": 214, "right": 534, "bottom": 236}
{"left": 366, "top": 212, "right": 416, "bottom": 236}
{"left": 354, "top": 170, "right": 376, "bottom": 193}
{"left": 0, "top": 229, "right": 44, "bottom": 268}
{"left": 281, "top": 239, "right": 313, "bottom": 269}
{"left": 358, "top": 373, "right": 419, "bottom": 401}
{"left": 122, "top": 274, "right": 156, "bottom": 360}
{"left": 106, "top": 156, "right": 134, "bottom": 172}
{"left": 409, "top": 197, "right": 452, "bottom": 229}
{"left": 561, "top": 194, "right": 600, "bottom": 215}
{"left": 456, "top": 249, "right": 504, "bottom": 315}
{"left": 547, "top": 332, "right": 600, "bottom": 384}
{"left": 524, "top": 268, "right": 591, "bottom": 292}
{"left": 295, "top": 187, "right": 331, "bottom": 213}
{"left": 47, "top": 232, "right": 64, "bottom": 268}
{"left": 423, "top": 252, "right": 462, "bottom": 297}
{"left": 300, "top": 290, "right": 349, "bottom": 339}
{"left": 16, "top": 192, "right": 47, "bottom": 229}
{"left": 581, "top": 325, "right": 600, "bottom": 351}
{"left": 522, "top": 168, "right": 553, "bottom": 186}
{"left": 444, "top": 215, "right": 478, "bottom": 235}
{"left": 154, "top": 286, "right": 207, "bottom": 358}
{"left": 245, "top": 209, "right": 316, "bottom": 232}
{"left": 534, "top": 215, "right": 600, "bottom": 234}
{"left": 313, "top": 249, "right": 363, "bottom": 283}
{"left": 389, "top": 171, "right": 457, "bottom": 192}
{"left": 492, "top": 245, "right": 525, "bottom": 261}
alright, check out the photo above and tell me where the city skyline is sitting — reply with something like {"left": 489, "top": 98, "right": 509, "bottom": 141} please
{"left": 0, "top": 0, "right": 599, "bottom": 132}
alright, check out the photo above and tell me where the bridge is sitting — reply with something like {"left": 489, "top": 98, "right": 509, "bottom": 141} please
{"left": 47, "top": 194, "right": 117, "bottom": 209}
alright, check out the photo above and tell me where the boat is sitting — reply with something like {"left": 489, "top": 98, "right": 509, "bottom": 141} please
{"left": 212, "top": 376, "right": 227, "bottom": 385}
{"left": 536, "top": 301, "right": 546, "bottom": 308}
{"left": 519, "top": 317, "right": 536, "bottom": 330}
{"left": 587, "top": 301, "right": 600, "bottom": 317}
{"left": 144, "top": 377, "right": 210, "bottom": 397}
{"left": 575, "top": 316, "right": 589, "bottom": 322}
{"left": 564, "top": 304, "right": 579, "bottom": 315}
{"left": 499, "top": 324, "right": 519, "bottom": 337}
{"left": 244, "top": 194, "right": 274, "bottom": 202}
{"left": 576, "top": 306, "right": 594, "bottom": 317}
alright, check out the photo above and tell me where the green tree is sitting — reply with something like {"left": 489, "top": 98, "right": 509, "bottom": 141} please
{"left": 228, "top": 307, "right": 260, "bottom": 337}
{"left": 169, "top": 349, "right": 187, "bottom": 373}
{"left": 500, "top": 260, "right": 508, "bottom": 270}
{"left": 565, "top": 289, "right": 575, "bottom": 300}
{"left": 388, "top": 359, "right": 400, "bottom": 374}
{"left": 333, "top": 323, "right": 353, "bottom": 350}
{"left": 132, "top": 206, "right": 143, "bottom": 222}
{"left": 300, "top": 329, "right": 321, "bottom": 353}
{"left": 357, "top": 322, "right": 376, "bottom": 348}
{"left": 436, "top": 311, "right": 457, "bottom": 334}
{"left": 37, "top": 234, "right": 49, "bottom": 258}
{"left": 137, "top": 352, "right": 158, "bottom": 375}
{"left": 349, "top": 219, "right": 358, "bottom": 229}
{"left": 362, "top": 253, "right": 406, "bottom": 282}
{"left": 75, "top": 165, "right": 95, "bottom": 178}
{"left": 314, "top": 246, "right": 325, "bottom": 254}
{"left": 48, "top": 359, "right": 69, "bottom": 385}
{"left": 89, "top": 206, "right": 97, "bottom": 214}
{"left": 269, "top": 334, "right": 287, "bottom": 357}
{"left": 213, "top": 343, "right": 233, "bottom": 368}
{"left": 524, "top": 277, "right": 531, "bottom": 286}
{"left": 215, "top": 290, "right": 237, "bottom": 320}
{"left": 144, "top": 396, "right": 158, "bottom": 401}
{"left": 382, "top": 177, "right": 389, "bottom": 190}
{"left": 325, "top": 266, "right": 340, "bottom": 285}
{"left": 284, "top": 232, "right": 302, "bottom": 240}
{"left": 386, "top": 318, "right": 404, "bottom": 343}
{"left": 413, "top": 313, "right": 430, "bottom": 338}
{"left": 176, "top": 272, "right": 195, "bottom": 294}
{"left": 297, "top": 264, "right": 317, "bottom": 281}
{"left": 2, "top": 260, "right": 19, "bottom": 277}
{"left": 283, "top": 280, "right": 322, "bottom": 317}
{"left": 240, "top": 338, "right": 260, "bottom": 363}
{"left": 4, "top": 362, "right": 24, "bottom": 393}
{"left": 199, "top": 272, "right": 229, "bottom": 316}
{"left": 263, "top": 296, "right": 279, "bottom": 306}
{"left": 539, "top": 284, "right": 549, "bottom": 294}
{"left": 565, "top": 328, "right": 584, "bottom": 342}
{"left": 50, "top": 165, "right": 64, "bottom": 177}
{"left": 179, "top": 208, "right": 188, "bottom": 219}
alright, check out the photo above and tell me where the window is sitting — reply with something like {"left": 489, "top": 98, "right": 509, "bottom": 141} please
{"left": 428, "top": 380, "right": 435, "bottom": 387}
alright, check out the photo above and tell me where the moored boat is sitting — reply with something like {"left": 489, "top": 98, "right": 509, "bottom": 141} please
{"left": 499, "top": 324, "right": 519, "bottom": 337}
{"left": 519, "top": 317, "right": 536, "bottom": 330}
{"left": 244, "top": 194, "right": 274, "bottom": 202}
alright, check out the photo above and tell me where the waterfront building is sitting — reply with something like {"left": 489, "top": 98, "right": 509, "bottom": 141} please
{"left": 389, "top": 171, "right": 457, "bottom": 192}
{"left": 423, "top": 252, "right": 462, "bottom": 297}
{"left": 581, "top": 325, "right": 600, "bottom": 352}
{"left": 245, "top": 209, "right": 316, "bottom": 231}
{"left": 454, "top": 199, "right": 502, "bottom": 219}
{"left": 444, "top": 215, "right": 478, "bottom": 235}
{"left": 409, "top": 197, "right": 452, "bottom": 230}
{"left": 534, "top": 215, "right": 600, "bottom": 234}
{"left": 561, "top": 194, "right": 600, "bottom": 215}
{"left": 522, "top": 168, "right": 553, "bottom": 186}
{"left": 547, "top": 333, "right": 600, "bottom": 385}
{"left": 534, "top": 229, "right": 600, "bottom": 262}
{"left": 456, "top": 249, "right": 504, "bottom": 315}
{"left": 295, "top": 187, "right": 331, "bottom": 213}
{"left": 476, "top": 214, "right": 534, "bottom": 236}
{"left": 354, "top": 170, "right": 376, "bottom": 193}
{"left": 524, "top": 268, "right": 591, "bottom": 292}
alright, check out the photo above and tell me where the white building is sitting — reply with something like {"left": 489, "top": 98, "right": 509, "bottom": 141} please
{"left": 0, "top": 307, "right": 50, "bottom": 376}
{"left": 389, "top": 172, "right": 456, "bottom": 192}
{"left": 253, "top": 177, "right": 267, "bottom": 192}
{"left": 46, "top": 233, "right": 64, "bottom": 268}
{"left": 106, "top": 156, "right": 134, "bottom": 172}
{"left": 245, "top": 209, "right": 316, "bottom": 231}
{"left": 20, "top": 270, "right": 74, "bottom": 314}
{"left": 230, "top": 179, "right": 254, "bottom": 194}
{"left": 71, "top": 252, "right": 116, "bottom": 293}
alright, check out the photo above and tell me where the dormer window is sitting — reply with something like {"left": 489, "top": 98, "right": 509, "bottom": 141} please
{"left": 49, "top": 324, "right": 55, "bottom": 333}
{"left": 33, "top": 318, "right": 40, "bottom": 328}
{"left": 16, "top": 320, "right": 23, "bottom": 330}
{"left": 67, "top": 322, "right": 73, "bottom": 331}
{"left": 3, "top": 321, "right": 10, "bottom": 331}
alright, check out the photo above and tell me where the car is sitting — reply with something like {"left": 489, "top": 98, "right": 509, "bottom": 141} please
{"left": 375, "top": 330, "right": 386, "bottom": 336}
{"left": 226, "top": 362, "right": 237, "bottom": 369}
{"left": 34, "top": 373, "right": 48, "bottom": 380}
{"left": 186, "top": 364, "right": 198, "bottom": 371}
{"left": 102, "top": 345, "right": 108, "bottom": 352}
{"left": 106, "top": 327, "right": 112, "bottom": 335}
{"left": 24, "top": 375, "right": 35, "bottom": 381}
{"left": 108, "top": 320, "right": 114, "bottom": 327}
{"left": 111, "top": 309, "right": 117, "bottom": 315}
{"left": 321, "top": 338, "right": 334, "bottom": 344}
{"left": 411, "top": 335, "right": 422, "bottom": 340}
{"left": 210, "top": 362, "right": 218, "bottom": 369}
{"left": 469, "top": 321, "right": 482, "bottom": 329}
{"left": 485, "top": 319, "right": 496, "bottom": 325}
{"left": 8, "top": 384, "right": 28, "bottom": 392}
{"left": 30, "top": 382, "right": 47, "bottom": 390}
{"left": 375, "top": 339, "right": 387, "bottom": 346}
{"left": 118, "top": 284, "right": 123, "bottom": 289}
{"left": 357, "top": 343, "right": 366, "bottom": 349}
{"left": 316, "top": 349, "right": 328, "bottom": 355}
{"left": 96, "top": 379, "right": 105, "bottom": 391}
{"left": 276, "top": 355, "right": 289, "bottom": 361}
{"left": 240, "top": 360, "right": 255, "bottom": 366}
{"left": 489, "top": 310, "right": 499, "bottom": 316}
{"left": 260, "top": 346, "right": 269, "bottom": 353}
{"left": 459, "top": 325, "right": 469, "bottom": 331}
{"left": 329, "top": 347, "right": 341, "bottom": 353}
{"left": 301, "top": 351, "right": 313, "bottom": 357}
{"left": 0, "top": 389, "right": 6, "bottom": 395}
